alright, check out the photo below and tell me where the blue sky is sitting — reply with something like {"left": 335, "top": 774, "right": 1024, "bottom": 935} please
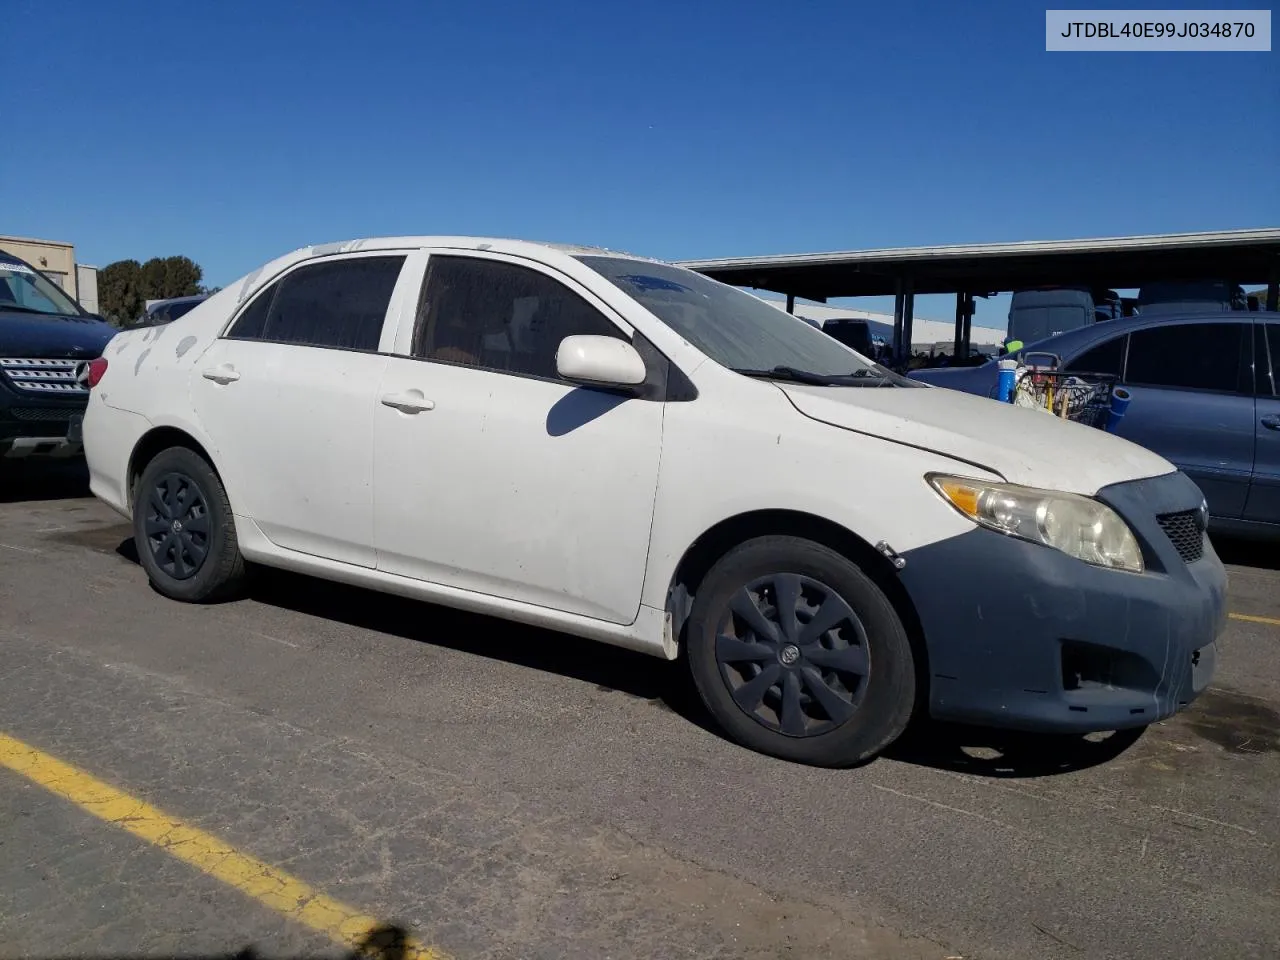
{"left": 5, "top": 0, "right": 1277, "bottom": 326}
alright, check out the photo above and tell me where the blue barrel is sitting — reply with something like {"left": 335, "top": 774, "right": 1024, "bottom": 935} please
{"left": 996, "top": 360, "right": 1018, "bottom": 403}
{"left": 1106, "top": 387, "right": 1132, "bottom": 433}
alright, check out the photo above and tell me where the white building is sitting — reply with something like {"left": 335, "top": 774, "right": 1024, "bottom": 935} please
{"left": 751, "top": 294, "right": 1005, "bottom": 353}
{"left": 0, "top": 235, "right": 99, "bottom": 314}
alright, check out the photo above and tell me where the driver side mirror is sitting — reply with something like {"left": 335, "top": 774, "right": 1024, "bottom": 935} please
{"left": 556, "top": 335, "right": 647, "bottom": 388}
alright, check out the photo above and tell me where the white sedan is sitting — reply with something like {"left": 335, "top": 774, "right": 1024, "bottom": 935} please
{"left": 83, "top": 237, "right": 1226, "bottom": 766}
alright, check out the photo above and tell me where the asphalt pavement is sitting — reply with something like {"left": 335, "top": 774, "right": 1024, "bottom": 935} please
{"left": 1, "top": 460, "right": 1277, "bottom": 960}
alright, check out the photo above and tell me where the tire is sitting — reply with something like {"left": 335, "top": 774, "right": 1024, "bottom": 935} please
{"left": 686, "top": 536, "right": 916, "bottom": 767}
{"left": 132, "top": 446, "right": 246, "bottom": 603}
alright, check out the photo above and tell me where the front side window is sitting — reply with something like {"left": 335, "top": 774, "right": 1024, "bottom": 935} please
{"left": 578, "top": 255, "right": 913, "bottom": 386}
{"left": 227, "top": 255, "right": 405, "bottom": 351}
{"left": 412, "top": 255, "right": 626, "bottom": 380}
{"left": 1124, "top": 322, "right": 1250, "bottom": 394}
{"left": 0, "top": 257, "right": 84, "bottom": 317}
{"left": 1065, "top": 336, "right": 1126, "bottom": 377}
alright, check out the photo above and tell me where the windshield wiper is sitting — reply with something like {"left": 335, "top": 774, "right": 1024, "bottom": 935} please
{"left": 733, "top": 365, "right": 889, "bottom": 386}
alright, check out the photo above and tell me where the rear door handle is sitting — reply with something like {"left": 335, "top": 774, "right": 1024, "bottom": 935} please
{"left": 380, "top": 391, "right": 435, "bottom": 414}
{"left": 201, "top": 364, "right": 240, "bottom": 384}
{"left": 1262, "top": 416, "right": 1280, "bottom": 431}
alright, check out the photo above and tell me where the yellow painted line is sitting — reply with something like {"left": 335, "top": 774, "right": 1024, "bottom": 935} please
{"left": 1230, "top": 612, "right": 1280, "bottom": 627}
{"left": 0, "top": 732, "right": 449, "bottom": 959}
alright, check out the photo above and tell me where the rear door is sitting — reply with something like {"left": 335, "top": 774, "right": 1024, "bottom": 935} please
{"left": 1244, "top": 320, "right": 1280, "bottom": 524}
{"left": 190, "top": 251, "right": 414, "bottom": 567}
{"left": 1109, "top": 320, "right": 1255, "bottom": 520}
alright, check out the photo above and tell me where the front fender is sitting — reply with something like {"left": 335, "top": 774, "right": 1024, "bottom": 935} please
{"left": 638, "top": 397, "right": 994, "bottom": 611}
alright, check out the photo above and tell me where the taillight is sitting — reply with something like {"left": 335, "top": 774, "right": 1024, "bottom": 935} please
{"left": 87, "top": 356, "right": 108, "bottom": 388}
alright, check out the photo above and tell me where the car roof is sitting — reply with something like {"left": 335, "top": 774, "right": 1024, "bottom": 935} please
{"left": 284, "top": 236, "right": 665, "bottom": 265}
{"left": 1019, "top": 309, "right": 1269, "bottom": 356}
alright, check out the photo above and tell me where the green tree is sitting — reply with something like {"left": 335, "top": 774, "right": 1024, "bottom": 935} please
{"left": 139, "top": 256, "right": 203, "bottom": 300}
{"left": 98, "top": 259, "right": 144, "bottom": 326}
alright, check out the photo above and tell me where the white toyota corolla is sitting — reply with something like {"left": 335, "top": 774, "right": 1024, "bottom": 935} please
{"left": 83, "top": 237, "right": 1226, "bottom": 766}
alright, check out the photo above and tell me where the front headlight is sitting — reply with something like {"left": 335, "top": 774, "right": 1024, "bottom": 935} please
{"left": 927, "top": 474, "right": 1144, "bottom": 573}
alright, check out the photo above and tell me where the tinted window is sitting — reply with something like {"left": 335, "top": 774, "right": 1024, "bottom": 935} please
{"left": 228, "top": 287, "right": 273, "bottom": 340}
{"left": 412, "top": 255, "right": 626, "bottom": 380}
{"left": 167, "top": 299, "right": 203, "bottom": 322}
{"left": 1065, "top": 336, "right": 1126, "bottom": 376}
{"left": 1261, "top": 323, "right": 1280, "bottom": 397}
{"left": 228, "top": 256, "right": 405, "bottom": 350}
{"left": 1124, "top": 322, "right": 1249, "bottom": 393}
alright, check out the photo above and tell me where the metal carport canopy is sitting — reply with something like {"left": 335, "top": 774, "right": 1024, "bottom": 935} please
{"left": 677, "top": 228, "right": 1280, "bottom": 301}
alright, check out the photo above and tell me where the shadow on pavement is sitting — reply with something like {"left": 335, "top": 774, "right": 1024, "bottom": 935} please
{"left": 243, "top": 564, "right": 715, "bottom": 732}
{"left": 886, "top": 719, "right": 1146, "bottom": 778}
{"left": 111, "top": 537, "right": 1149, "bottom": 777}
{"left": 1212, "top": 534, "right": 1280, "bottom": 571}
{"left": 0, "top": 459, "right": 91, "bottom": 503}
{"left": 32, "top": 924, "right": 420, "bottom": 960}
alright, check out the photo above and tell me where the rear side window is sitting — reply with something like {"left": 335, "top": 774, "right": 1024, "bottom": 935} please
{"left": 227, "top": 256, "right": 406, "bottom": 351}
{"left": 1065, "top": 336, "right": 1125, "bottom": 376}
{"left": 1124, "top": 322, "right": 1251, "bottom": 394}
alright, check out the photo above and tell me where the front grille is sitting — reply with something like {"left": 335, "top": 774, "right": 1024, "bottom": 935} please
{"left": 1157, "top": 509, "right": 1205, "bottom": 564}
{"left": 0, "top": 358, "right": 88, "bottom": 396}
{"left": 9, "top": 407, "right": 72, "bottom": 422}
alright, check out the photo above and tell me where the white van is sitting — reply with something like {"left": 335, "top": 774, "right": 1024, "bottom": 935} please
{"left": 81, "top": 237, "right": 1226, "bottom": 766}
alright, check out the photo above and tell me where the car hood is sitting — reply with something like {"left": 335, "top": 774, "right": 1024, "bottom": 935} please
{"left": 908, "top": 364, "right": 998, "bottom": 393}
{"left": 778, "top": 383, "right": 1175, "bottom": 495}
{"left": 0, "top": 310, "right": 117, "bottom": 359}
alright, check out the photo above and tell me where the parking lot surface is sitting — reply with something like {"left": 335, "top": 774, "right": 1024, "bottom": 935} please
{"left": 2, "top": 461, "right": 1278, "bottom": 960}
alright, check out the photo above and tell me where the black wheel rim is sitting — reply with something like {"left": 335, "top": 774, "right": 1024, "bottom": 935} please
{"left": 714, "top": 573, "right": 870, "bottom": 738}
{"left": 143, "top": 472, "right": 212, "bottom": 581}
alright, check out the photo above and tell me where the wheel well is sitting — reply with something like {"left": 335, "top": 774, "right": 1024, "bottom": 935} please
{"left": 666, "top": 510, "right": 930, "bottom": 701}
{"left": 127, "top": 427, "right": 219, "bottom": 503}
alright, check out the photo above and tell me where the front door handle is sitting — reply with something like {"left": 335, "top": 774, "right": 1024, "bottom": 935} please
{"left": 380, "top": 391, "right": 435, "bottom": 414}
{"left": 1262, "top": 416, "right": 1280, "bottom": 431}
{"left": 201, "top": 364, "right": 240, "bottom": 384}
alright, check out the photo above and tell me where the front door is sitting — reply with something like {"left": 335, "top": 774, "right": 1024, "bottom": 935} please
{"left": 1112, "top": 320, "right": 1256, "bottom": 520}
{"left": 372, "top": 252, "right": 664, "bottom": 624}
{"left": 190, "top": 252, "right": 411, "bottom": 568}
{"left": 1245, "top": 320, "right": 1280, "bottom": 525}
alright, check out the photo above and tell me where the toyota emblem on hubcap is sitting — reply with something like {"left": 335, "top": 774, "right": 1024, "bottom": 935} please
{"left": 780, "top": 644, "right": 801, "bottom": 666}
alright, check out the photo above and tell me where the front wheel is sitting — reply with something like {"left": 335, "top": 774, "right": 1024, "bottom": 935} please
{"left": 685, "top": 536, "right": 916, "bottom": 767}
{"left": 132, "top": 446, "right": 246, "bottom": 603}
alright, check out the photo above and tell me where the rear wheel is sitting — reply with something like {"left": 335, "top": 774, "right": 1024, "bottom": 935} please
{"left": 132, "top": 446, "right": 246, "bottom": 602}
{"left": 686, "top": 536, "right": 916, "bottom": 767}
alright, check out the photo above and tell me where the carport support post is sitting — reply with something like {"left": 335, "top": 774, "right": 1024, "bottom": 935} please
{"left": 1267, "top": 259, "right": 1279, "bottom": 313}
{"left": 962, "top": 294, "right": 973, "bottom": 357}
{"left": 892, "top": 282, "right": 905, "bottom": 365}
{"left": 786, "top": 293, "right": 795, "bottom": 314}
{"left": 953, "top": 292, "right": 968, "bottom": 360}
{"left": 901, "top": 282, "right": 915, "bottom": 365}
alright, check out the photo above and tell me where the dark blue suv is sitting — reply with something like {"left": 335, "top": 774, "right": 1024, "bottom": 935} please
{"left": 1, "top": 250, "right": 117, "bottom": 461}
{"left": 910, "top": 311, "right": 1280, "bottom": 538}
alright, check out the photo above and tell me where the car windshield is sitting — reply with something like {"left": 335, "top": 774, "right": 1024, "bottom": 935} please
{"left": 0, "top": 257, "right": 84, "bottom": 317}
{"left": 579, "top": 255, "right": 909, "bottom": 385}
